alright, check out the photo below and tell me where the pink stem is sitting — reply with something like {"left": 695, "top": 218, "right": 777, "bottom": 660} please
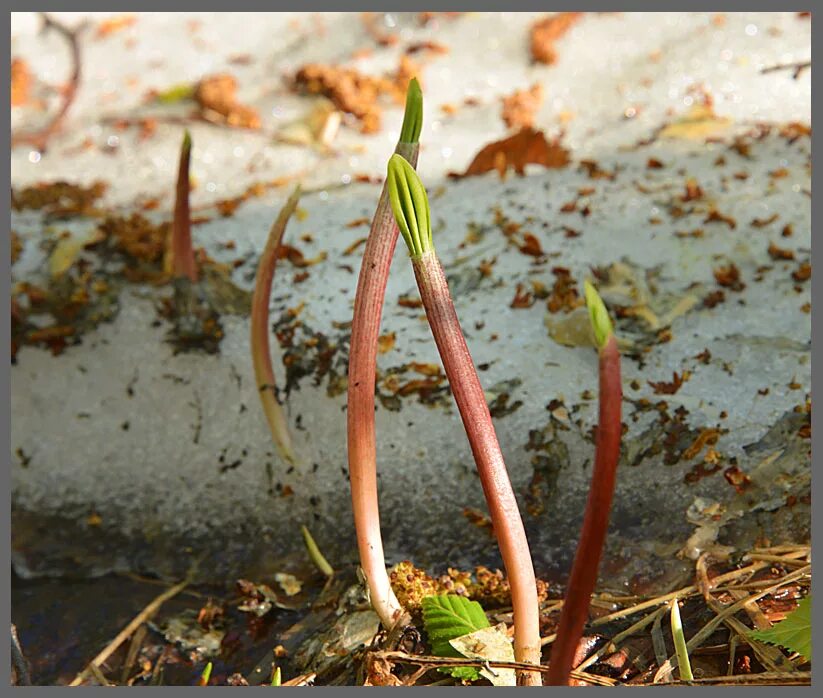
{"left": 347, "top": 142, "right": 419, "bottom": 629}
{"left": 413, "top": 251, "right": 542, "bottom": 685}
{"left": 547, "top": 333, "right": 622, "bottom": 685}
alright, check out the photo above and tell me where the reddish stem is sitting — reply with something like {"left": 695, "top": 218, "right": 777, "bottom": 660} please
{"left": 170, "top": 132, "right": 197, "bottom": 282}
{"left": 547, "top": 333, "right": 622, "bottom": 685}
{"left": 347, "top": 142, "right": 419, "bottom": 629}
{"left": 412, "top": 251, "right": 542, "bottom": 685}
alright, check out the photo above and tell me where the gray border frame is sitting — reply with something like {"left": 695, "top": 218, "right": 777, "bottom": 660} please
{"left": 4, "top": 4, "right": 816, "bottom": 694}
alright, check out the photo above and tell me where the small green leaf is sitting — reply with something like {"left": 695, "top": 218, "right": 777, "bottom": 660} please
{"left": 386, "top": 154, "right": 432, "bottom": 258}
{"left": 583, "top": 279, "right": 613, "bottom": 349}
{"left": 399, "top": 78, "right": 423, "bottom": 145}
{"left": 422, "top": 594, "right": 490, "bottom": 656}
{"left": 751, "top": 596, "right": 811, "bottom": 662}
{"left": 154, "top": 83, "right": 196, "bottom": 104}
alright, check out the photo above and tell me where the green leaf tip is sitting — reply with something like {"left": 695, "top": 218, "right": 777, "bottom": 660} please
{"left": 182, "top": 129, "right": 192, "bottom": 152}
{"left": 399, "top": 78, "right": 423, "bottom": 144}
{"left": 387, "top": 153, "right": 432, "bottom": 258}
{"left": 584, "top": 279, "right": 613, "bottom": 349}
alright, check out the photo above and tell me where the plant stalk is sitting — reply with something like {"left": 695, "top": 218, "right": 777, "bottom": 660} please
{"left": 250, "top": 185, "right": 302, "bottom": 465}
{"left": 547, "top": 327, "right": 622, "bottom": 685}
{"left": 347, "top": 79, "right": 422, "bottom": 630}
{"left": 412, "top": 251, "right": 542, "bottom": 685}
{"left": 168, "top": 130, "right": 197, "bottom": 282}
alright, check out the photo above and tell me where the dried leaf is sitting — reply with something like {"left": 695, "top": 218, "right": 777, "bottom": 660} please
{"left": 449, "top": 623, "right": 516, "bottom": 687}
{"left": 452, "top": 128, "right": 570, "bottom": 179}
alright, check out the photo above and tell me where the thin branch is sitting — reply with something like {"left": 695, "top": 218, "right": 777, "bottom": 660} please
{"left": 12, "top": 13, "right": 85, "bottom": 152}
{"left": 760, "top": 60, "right": 811, "bottom": 80}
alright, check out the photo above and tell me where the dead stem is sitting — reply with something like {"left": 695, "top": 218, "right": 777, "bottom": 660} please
{"left": 250, "top": 185, "right": 302, "bottom": 466}
{"left": 371, "top": 650, "right": 617, "bottom": 686}
{"left": 12, "top": 13, "right": 85, "bottom": 152}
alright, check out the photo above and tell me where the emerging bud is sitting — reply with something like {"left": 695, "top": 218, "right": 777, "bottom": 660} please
{"left": 583, "top": 279, "right": 613, "bottom": 349}
{"left": 399, "top": 78, "right": 423, "bottom": 145}
{"left": 386, "top": 153, "right": 432, "bottom": 258}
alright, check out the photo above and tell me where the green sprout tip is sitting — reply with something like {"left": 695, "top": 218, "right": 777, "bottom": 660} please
{"left": 387, "top": 153, "right": 432, "bottom": 258}
{"left": 182, "top": 129, "right": 192, "bottom": 151}
{"left": 399, "top": 78, "right": 423, "bottom": 145}
{"left": 198, "top": 661, "right": 212, "bottom": 686}
{"left": 271, "top": 666, "right": 282, "bottom": 686}
{"left": 584, "top": 279, "right": 613, "bottom": 349}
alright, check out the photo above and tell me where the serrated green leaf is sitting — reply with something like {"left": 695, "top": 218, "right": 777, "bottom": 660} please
{"left": 750, "top": 596, "right": 811, "bottom": 661}
{"left": 422, "top": 594, "right": 490, "bottom": 657}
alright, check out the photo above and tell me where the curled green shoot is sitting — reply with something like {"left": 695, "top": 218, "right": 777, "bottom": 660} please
{"left": 399, "top": 78, "right": 423, "bottom": 145}
{"left": 386, "top": 154, "right": 432, "bottom": 258}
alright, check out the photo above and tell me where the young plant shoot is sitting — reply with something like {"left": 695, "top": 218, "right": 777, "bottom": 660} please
{"left": 346, "top": 79, "right": 422, "bottom": 631}
{"left": 547, "top": 280, "right": 623, "bottom": 686}
{"left": 386, "top": 154, "right": 542, "bottom": 685}
{"left": 167, "top": 130, "right": 198, "bottom": 282}
{"left": 250, "top": 185, "right": 303, "bottom": 466}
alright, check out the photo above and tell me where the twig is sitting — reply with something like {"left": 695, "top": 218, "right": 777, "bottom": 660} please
{"left": 12, "top": 13, "right": 85, "bottom": 152}
{"left": 68, "top": 577, "right": 190, "bottom": 686}
{"left": 11, "top": 623, "right": 32, "bottom": 686}
{"left": 760, "top": 60, "right": 811, "bottom": 80}
{"left": 371, "top": 650, "right": 617, "bottom": 686}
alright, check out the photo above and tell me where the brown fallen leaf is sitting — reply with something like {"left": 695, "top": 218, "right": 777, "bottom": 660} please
{"left": 648, "top": 371, "right": 690, "bottom": 395}
{"left": 450, "top": 127, "right": 570, "bottom": 179}
{"left": 96, "top": 15, "right": 137, "bottom": 39}
{"left": 529, "top": 12, "right": 583, "bottom": 65}
{"left": 501, "top": 83, "right": 544, "bottom": 130}
{"left": 195, "top": 74, "right": 260, "bottom": 129}
{"left": 377, "top": 332, "right": 396, "bottom": 354}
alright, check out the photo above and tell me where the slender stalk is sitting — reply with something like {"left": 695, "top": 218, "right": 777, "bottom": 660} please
{"left": 386, "top": 155, "right": 542, "bottom": 685}
{"left": 347, "top": 79, "right": 422, "bottom": 630}
{"left": 547, "top": 280, "right": 622, "bottom": 686}
{"left": 250, "top": 185, "right": 302, "bottom": 465}
{"left": 168, "top": 130, "right": 198, "bottom": 282}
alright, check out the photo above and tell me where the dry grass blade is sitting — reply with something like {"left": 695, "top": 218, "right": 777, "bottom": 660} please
{"left": 653, "top": 564, "right": 810, "bottom": 682}
{"left": 68, "top": 578, "right": 189, "bottom": 686}
{"left": 250, "top": 185, "right": 302, "bottom": 465}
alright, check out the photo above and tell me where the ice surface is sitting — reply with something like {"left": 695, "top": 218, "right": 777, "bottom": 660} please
{"left": 11, "top": 12, "right": 810, "bottom": 584}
